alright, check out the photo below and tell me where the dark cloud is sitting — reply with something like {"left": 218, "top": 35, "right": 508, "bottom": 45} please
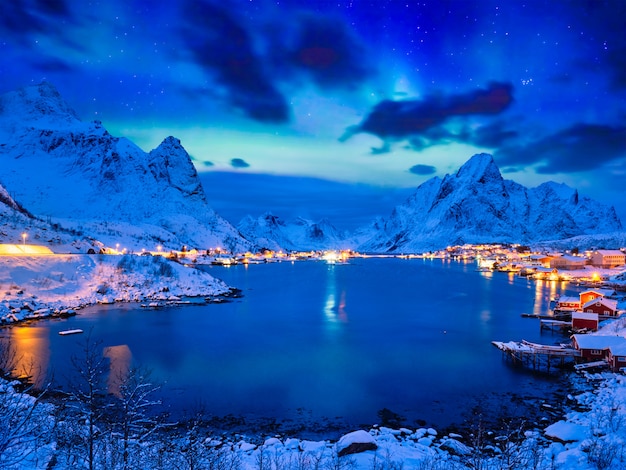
{"left": 230, "top": 158, "right": 250, "bottom": 168}
{"left": 469, "top": 121, "right": 518, "bottom": 148}
{"left": 400, "top": 121, "right": 517, "bottom": 153}
{"left": 36, "top": 0, "right": 70, "bottom": 16}
{"left": 288, "top": 14, "right": 370, "bottom": 89}
{"left": 408, "top": 164, "right": 437, "bottom": 176}
{"left": 1, "top": 0, "right": 71, "bottom": 37}
{"left": 32, "top": 58, "right": 73, "bottom": 72}
{"left": 343, "top": 82, "right": 514, "bottom": 143}
{"left": 496, "top": 123, "right": 626, "bottom": 174}
{"left": 181, "top": 1, "right": 289, "bottom": 123}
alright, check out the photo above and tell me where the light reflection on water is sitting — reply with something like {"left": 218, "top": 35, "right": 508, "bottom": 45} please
{"left": 1, "top": 259, "right": 585, "bottom": 432}
{"left": 10, "top": 326, "right": 49, "bottom": 387}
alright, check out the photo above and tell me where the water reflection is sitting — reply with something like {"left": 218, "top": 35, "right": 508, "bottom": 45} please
{"left": 532, "top": 279, "right": 570, "bottom": 316}
{"left": 323, "top": 266, "right": 347, "bottom": 333}
{"left": 103, "top": 344, "right": 132, "bottom": 397}
{"left": 6, "top": 326, "right": 49, "bottom": 387}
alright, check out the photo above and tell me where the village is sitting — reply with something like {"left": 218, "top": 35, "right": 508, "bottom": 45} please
{"left": 476, "top": 245, "right": 626, "bottom": 373}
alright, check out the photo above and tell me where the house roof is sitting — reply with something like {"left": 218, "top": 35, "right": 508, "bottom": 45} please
{"left": 558, "top": 296, "right": 580, "bottom": 304}
{"left": 555, "top": 255, "right": 586, "bottom": 263}
{"left": 572, "top": 312, "right": 599, "bottom": 321}
{"left": 595, "top": 250, "right": 625, "bottom": 257}
{"left": 582, "top": 297, "right": 618, "bottom": 311}
{"left": 581, "top": 288, "right": 615, "bottom": 297}
{"left": 573, "top": 334, "right": 626, "bottom": 350}
{"left": 609, "top": 343, "right": 626, "bottom": 357}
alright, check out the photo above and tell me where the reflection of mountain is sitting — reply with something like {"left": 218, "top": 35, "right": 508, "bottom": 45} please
{"left": 356, "top": 153, "right": 623, "bottom": 253}
{"left": 237, "top": 213, "right": 347, "bottom": 251}
{"left": 0, "top": 82, "right": 252, "bottom": 252}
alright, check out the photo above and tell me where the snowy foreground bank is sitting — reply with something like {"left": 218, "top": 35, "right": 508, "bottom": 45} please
{"left": 2, "top": 370, "right": 626, "bottom": 469}
{"left": 0, "top": 254, "right": 230, "bottom": 323}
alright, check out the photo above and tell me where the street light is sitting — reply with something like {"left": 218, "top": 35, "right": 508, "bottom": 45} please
{"left": 157, "top": 245, "right": 162, "bottom": 253}
{"left": 21, "top": 232, "right": 27, "bottom": 247}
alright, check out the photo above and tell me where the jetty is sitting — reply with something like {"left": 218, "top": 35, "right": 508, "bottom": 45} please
{"left": 540, "top": 319, "right": 572, "bottom": 333}
{"left": 492, "top": 339, "right": 581, "bottom": 371}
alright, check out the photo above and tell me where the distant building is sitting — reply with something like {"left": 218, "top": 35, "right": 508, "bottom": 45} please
{"left": 549, "top": 255, "right": 587, "bottom": 270}
{"left": 526, "top": 254, "right": 553, "bottom": 267}
{"left": 590, "top": 250, "right": 626, "bottom": 268}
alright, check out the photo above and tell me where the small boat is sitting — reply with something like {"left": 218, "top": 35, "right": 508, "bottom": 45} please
{"left": 58, "top": 329, "right": 84, "bottom": 336}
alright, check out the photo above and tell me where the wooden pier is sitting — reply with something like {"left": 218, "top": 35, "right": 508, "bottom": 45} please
{"left": 492, "top": 339, "right": 581, "bottom": 371}
{"left": 540, "top": 319, "right": 572, "bottom": 333}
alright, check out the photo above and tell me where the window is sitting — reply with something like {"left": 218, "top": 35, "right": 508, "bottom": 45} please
{"left": 591, "top": 349, "right": 602, "bottom": 355}
{"left": 619, "top": 357, "right": 626, "bottom": 362}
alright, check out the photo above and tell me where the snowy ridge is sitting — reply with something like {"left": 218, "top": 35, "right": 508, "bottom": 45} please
{"left": 358, "top": 153, "right": 623, "bottom": 253}
{"left": 0, "top": 82, "right": 252, "bottom": 253}
{"left": 237, "top": 213, "right": 348, "bottom": 251}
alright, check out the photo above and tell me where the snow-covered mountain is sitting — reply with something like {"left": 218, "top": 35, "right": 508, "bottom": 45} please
{"left": 0, "top": 82, "right": 252, "bottom": 253}
{"left": 237, "top": 213, "right": 347, "bottom": 251}
{"left": 0, "top": 181, "right": 102, "bottom": 253}
{"left": 357, "top": 153, "right": 623, "bottom": 253}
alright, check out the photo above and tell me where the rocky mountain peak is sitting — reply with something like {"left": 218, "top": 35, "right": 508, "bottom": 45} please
{"left": 0, "top": 82, "right": 80, "bottom": 127}
{"left": 455, "top": 153, "right": 502, "bottom": 184}
{"left": 357, "top": 153, "right": 623, "bottom": 253}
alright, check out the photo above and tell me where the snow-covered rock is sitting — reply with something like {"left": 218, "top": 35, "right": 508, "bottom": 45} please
{"left": 356, "top": 153, "right": 623, "bottom": 253}
{"left": 544, "top": 421, "right": 590, "bottom": 443}
{"left": 336, "top": 430, "right": 378, "bottom": 457}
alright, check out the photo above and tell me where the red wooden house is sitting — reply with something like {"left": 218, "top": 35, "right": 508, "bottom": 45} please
{"left": 571, "top": 334, "right": 626, "bottom": 361}
{"left": 555, "top": 295, "right": 581, "bottom": 312}
{"left": 582, "top": 297, "right": 619, "bottom": 317}
{"left": 571, "top": 312, "right": 599, "bottom": 332}
{"left": 579, "top": 288, "right": 615, "bottom": 307}
{"left": 608, "top": 343, "right": 626, "bottom": 371}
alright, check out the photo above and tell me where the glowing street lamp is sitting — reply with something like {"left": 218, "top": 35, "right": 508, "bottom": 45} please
{"left": 157, "top": 245, "right": 162, "bottom": 254}
{"left": 21, "top": 232, "right": 27, "bottom": 247}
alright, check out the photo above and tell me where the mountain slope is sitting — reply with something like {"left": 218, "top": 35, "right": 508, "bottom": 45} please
{"left": 358, "top": 153, "right": 623, "bottom": 253}
{"left": 0, "top": 82, "right": 251, "bottom": 252}
{"left": 237, "top": 213, "right": 347, "bottom": 251}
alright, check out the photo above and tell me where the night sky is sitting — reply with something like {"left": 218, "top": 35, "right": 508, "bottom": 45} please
{"left": 2, "top": 0, "right": 625, "bottom": 229}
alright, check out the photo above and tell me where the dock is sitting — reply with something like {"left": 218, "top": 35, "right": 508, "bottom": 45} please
{"left": 492, "top": 339, "right": 581, "bottom": 371}
{"left": 540, "top": 319, "right": 572, "bottom": 333}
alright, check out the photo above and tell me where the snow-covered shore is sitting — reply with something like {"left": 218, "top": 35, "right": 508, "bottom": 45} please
{"left": 2, "top": 368, "right": 626, "bottom": 469}
{"left": 0, "top": 254, "right": 230, "bottom": 323}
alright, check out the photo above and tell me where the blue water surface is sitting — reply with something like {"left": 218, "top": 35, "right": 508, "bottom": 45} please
{"left": 3, "top": 258, "right": 579, "bottom": 435}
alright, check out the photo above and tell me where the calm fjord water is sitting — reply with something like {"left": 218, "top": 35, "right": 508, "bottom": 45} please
{"left": 6, "top": 258, "right": 576, "bottom": 433}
